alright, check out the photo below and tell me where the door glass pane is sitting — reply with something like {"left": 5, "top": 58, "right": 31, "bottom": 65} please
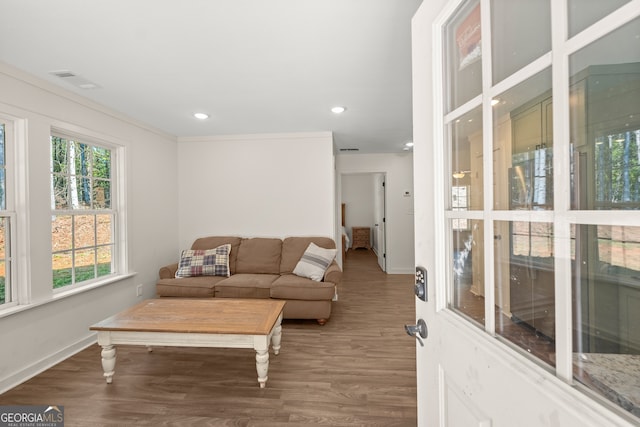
{"left": 445, "top": 0, "right": 482, "bottom": 112}
{"left": 450, "top": 220, "right": 485, "bottom": 328}
{"left": 451, "top": 106, "right": 483, "bottom": 210}
{"left": 495, "top": 220, "right": 555, "bottom": 368}
{"left": 568, "top": 0, "right": 631, "bottom": 38}
{"left": 491, "top": 0, "right": 551, "bottom": 84}
{"left": 493, "top": 68, "right": 553, "bottom": 210}
{"left": 570, "top": 17, "right": 640, "bottom": 210}
{"left": 573, "top": 224, "right": 640, "bottom": 416}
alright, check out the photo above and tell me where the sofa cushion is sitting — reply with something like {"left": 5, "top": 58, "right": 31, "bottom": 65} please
{"left": 191, "top": 236, "right": 242, "bottom": 274}
{"left": 235, "top": 238, "right": 282, "bottom": 274}
{"left": 175, "top": 244, "right": 231, "bottom": 278}
{"left": 271, "top": 274, "right": 336, "bottom": 301}
{"left": 157, "top": 276, "right": 226, "bottom": 298}
{"left": 214, "top": 274, "right": 279, "bottom": 299}
{"left": 280, "top": 236, "right": 336, "bottom": 274}
{"left": 293, "top": 242, "right": 337, "bottom": 281}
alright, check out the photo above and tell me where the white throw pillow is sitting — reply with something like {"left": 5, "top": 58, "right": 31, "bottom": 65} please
{"left": 293, "top": 242, "right": 337, "bottom": 282}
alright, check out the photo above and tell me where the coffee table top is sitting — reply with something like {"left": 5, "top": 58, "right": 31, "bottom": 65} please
{"left": 90, "top": 299, "right": 286, "bottom": 335}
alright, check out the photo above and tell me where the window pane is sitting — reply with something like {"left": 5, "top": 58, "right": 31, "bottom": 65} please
{"left": 0, "top": 124, "right": 4, "bottom": 166}
{"left": 570, "top": 18, "right": 640, "bottom": 210}
{"left": 51, "top": 214, "right": 72, "bottom": 252}
{"left": 96, "top": 214, "right": 112, "bottom": 245}
{"left": 445, "top": 0, "right": 482, "bottom": 112}
{"left": 491, "top": 0, "right": 551, "bottom": 84}
{"left": 93, "top": 146, "right": 111, "bottom": 179}
{"left": 450, "top": 220, "right": 485, "bottom": 328}
{"left": 74, "top": 215, "right": 95, "bottom": 249}
{"left": 52, "top": 175, "right": 69, "bottom": 209}
{"left": 0, "top": 169, "right": 5, "bottom": 211}
{"left": 451, "top": 106, "right": 483, "bottom": 210}
{"left": 573, "top": 224, "right": 640, "bottom": 415}
{"left": 97, "top": 245, "right": 113, "bottom": 278}
{"left": 74, "top": 248, "right": 96, "bottom": 283}
{"left": 493, "top": 68, "right": 553, "bottom": 210}
{"left": 568, "top": 0, "right": 631, "bottom": 38}
{"left": 51, "top": 137, "right": 69, "bottom": 174}
{"left": 52, "top": 251, "right": 72, "bottom": 289}
{"left": 72, "top": 177, "right": 92, "bottom": 209}
{"left": 93, "top": 179, "right": 111, "bottom": 209}
{"left": 495, "top": 220, "right": 555, "bottom": 367}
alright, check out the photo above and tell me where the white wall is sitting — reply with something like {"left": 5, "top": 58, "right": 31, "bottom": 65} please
{"left": 0, "top": 63, "right": 179, "bottom": 392}
{"left": 342, "top": 173, "right": 376, "bottom": 241}
{"left": 176, "top": 132, "right": 335, "bottom": 250}
{"left": 336, "top": 153, "right": 414, "bottom": 274}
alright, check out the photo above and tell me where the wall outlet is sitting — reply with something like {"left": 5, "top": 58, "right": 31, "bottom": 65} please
{"left": 136, "top": 284, "right": 143, "bottom": 297}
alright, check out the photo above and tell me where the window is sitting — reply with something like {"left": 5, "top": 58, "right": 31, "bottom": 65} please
{"left": 442, "top": 0, "right": 640, "bottom": 417}
{"left": 51, "top": 133, "right": 115, "bottom": 290}
{"left": 0, "top": 120, "right": 13, "bottom": 306}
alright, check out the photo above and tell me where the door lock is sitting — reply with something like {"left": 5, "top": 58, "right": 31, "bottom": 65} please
{"left": 415, "top": 266, "right": 427, "bottom": 301}
{"left": 405, "top": 318, "right": 428, "bottom": 347}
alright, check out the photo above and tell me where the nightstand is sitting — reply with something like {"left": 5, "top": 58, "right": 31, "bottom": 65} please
{"left": 351, "top": 227, "right": 371, "bottom": 250}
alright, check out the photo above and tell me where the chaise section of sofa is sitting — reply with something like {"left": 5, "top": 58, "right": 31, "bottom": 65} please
{"left": 156, "top": 236, "right": 342, "bottom": 324}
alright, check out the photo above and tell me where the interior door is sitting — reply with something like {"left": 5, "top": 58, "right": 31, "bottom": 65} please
{"left": 411, "top": 1, "right": 639, "bottom": 426}
{"left": 373, "top": 173, "right": 386, "bottom": 271}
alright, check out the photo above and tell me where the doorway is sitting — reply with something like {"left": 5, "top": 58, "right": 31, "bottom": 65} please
{"left": 341, "top": 172, "right": 387, "bottom": 272}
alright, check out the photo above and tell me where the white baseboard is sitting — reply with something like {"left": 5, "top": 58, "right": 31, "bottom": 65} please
{"left": 0, "top": 334, "right": 97, "bottom": 395}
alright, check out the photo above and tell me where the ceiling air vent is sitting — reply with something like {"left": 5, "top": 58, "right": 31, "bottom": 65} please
{"left": 49, "top": 70, "right": 101, "bottom": 89}
{"left": 340, "top": 148, "right": 360, "bottom": 152}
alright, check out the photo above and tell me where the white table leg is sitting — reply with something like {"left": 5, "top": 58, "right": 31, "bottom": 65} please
{"left": 271, "top": 314, "right": 283, "bottom": 355}
{"left": 255, "top": 349, "right": 269, "bottom": 388}
{"left": 100, "top": 345, "right": 116, "bottom": 384}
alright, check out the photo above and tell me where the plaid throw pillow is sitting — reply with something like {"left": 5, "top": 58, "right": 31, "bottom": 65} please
{"left": 293, "top": 242, "right": 336, "bottom": 282}
{"left": 175, "top": 244, "right": 231, "bottom": 278}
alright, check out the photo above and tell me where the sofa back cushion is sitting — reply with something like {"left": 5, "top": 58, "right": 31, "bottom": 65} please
{"left": 235, "top": 238, "right": 282, "bottom": 274}
{"left": 191, "top": 236, "right": 242, "bottom": 274}
{"left": 280, "top": 236, "right": 336, "bottom": 274}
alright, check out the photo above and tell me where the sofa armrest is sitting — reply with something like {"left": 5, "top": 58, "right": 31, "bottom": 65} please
{"left": 323, "top": 260, "right": 342, "bottom": 285}
{"left": 159, "top": 262, "right": 179, "bottom": 279}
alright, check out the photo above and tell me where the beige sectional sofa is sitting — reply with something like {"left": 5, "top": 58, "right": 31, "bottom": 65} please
{"left": 156, "top": 236, "right": 342, "bottom": 325}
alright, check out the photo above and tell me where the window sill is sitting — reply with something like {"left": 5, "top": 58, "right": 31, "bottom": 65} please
{"left": 0, "top": 272, "right": 136, "bottom": 319}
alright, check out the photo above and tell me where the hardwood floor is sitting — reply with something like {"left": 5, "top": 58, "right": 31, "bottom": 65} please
{"left": 0, "top": 249, "right": 418, "bottom": 426}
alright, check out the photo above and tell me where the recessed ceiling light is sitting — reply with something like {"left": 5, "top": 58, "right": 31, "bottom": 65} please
{"left": 491, "top": 98, "right": 500, "bottom": 106}
{"left": 331, "top": 106, "right": 346, "bottom": 114}
{"left": 194, "top": 112, "right": 209, "bottom": 120}
{"left": 405, "top": 141, "right": 414, "bottom": 147}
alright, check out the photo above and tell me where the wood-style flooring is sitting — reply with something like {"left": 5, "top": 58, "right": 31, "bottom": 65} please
{"left": 0, "top": 249, "right": 418, "bottom": 426}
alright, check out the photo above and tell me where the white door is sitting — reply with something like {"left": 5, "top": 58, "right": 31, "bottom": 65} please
{"left": 373, "top": 173, "right": 386, "bottom": 271}
{"left": 411, "top": 1, "right": 640, "bottom": 426}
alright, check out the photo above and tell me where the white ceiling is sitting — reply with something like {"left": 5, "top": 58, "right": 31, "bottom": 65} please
{"left": 0, "top": 0, "right": 422, "bottom": 153}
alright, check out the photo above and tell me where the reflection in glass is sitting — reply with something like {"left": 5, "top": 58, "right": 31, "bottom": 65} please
{"left": 491, "top": 0, "right": 551, "bottom": 84}
{"left": 450, "top": 220, "right": 485, "bottom": 328}
{"left": 451, "top": 106, "right": 483, "bottom": 210}
{"left": 573, "top": 224, "right": 640, "bottom": 416}
{"left": 570, "top": 17, "right": 640, "bottom": 210}
{"left": 568, "top": 0, "right": 631, "bottom": 38}
{"left": 445, "top": 0, "right": 482, "bottom": 112}
{"left": 495, "top": 220, "right": 555, "bottom": 367}
{"left": 493, "top": 68, "right": 553, "bottom": 211}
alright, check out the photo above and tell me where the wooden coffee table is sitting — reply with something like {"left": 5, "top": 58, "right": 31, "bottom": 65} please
{"left": 90, "top": 298, "right": 285, "bottom": 388}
